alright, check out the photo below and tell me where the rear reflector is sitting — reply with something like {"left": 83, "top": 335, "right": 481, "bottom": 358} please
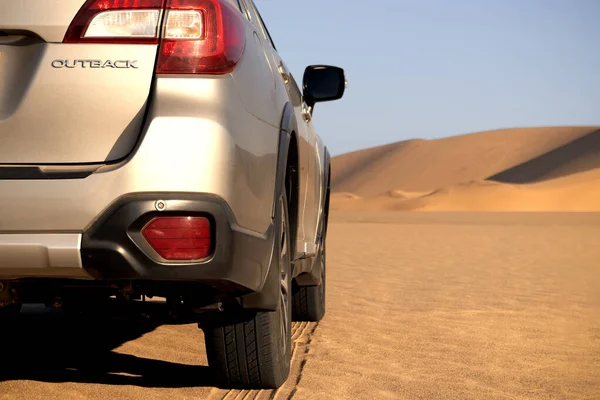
{"left": 142, "top": 216, "right": 211, "bottom": 261}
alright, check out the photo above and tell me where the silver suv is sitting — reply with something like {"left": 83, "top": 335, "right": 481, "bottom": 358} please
{"left": 0, "top": 0, "right": 345, "bottom": 389}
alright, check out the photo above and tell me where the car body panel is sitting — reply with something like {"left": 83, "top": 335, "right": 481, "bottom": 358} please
{"left": 0, "top": 1, "right": 162, "bottom": 164}
{"left": 242, "top": 0, "right": 324, "bottom": 257}
{"left": 0, "top": 0, "right": 87, "bottom": 43}
{"left": 0, "top": 0, "right": 333, "bottom": 287}
{"left": 0, "top": 74, "right": 278, "bottom": 234}
{"left": 0, "top": 42, "right": 158, "bottom": 164}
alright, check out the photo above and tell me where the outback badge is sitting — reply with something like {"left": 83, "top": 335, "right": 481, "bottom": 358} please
{"left": 51, "top": 59, "right": 139, "bottom": 69}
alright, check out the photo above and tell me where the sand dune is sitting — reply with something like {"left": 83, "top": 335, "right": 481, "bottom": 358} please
{"left": 332, "top": 168, "right": 600, "bottom": 212}
{"left": 332, "top": 126, "right": 599, "bottom": 195}
{"left": 331, "top": 192, "right": 361, "bottom": 200}
{"left": 331, "top": 126, "right": 600, "bottom": 212}
{"left": 489, "top": 128, "right": 600, "bottom": 183}
{"left": 384, "top": 189, "right": 428, "bottom": 199}
{"left": 2, "top": 213, "right": 598, "bottom": 399}
{"left": 411, "top": 168, "right": 600, "bottom": 211}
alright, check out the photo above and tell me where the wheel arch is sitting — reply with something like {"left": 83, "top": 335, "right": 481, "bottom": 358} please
{"left": 241, "top": 102, "right": 301, "bottom": 311}
{"left": 271, "top": 102, "right": 300, "bottom": 258}
{"left": 322, "top": 147, "right": 332, "bottom": 241}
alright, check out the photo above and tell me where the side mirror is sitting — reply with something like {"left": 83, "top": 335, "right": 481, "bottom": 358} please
{"left": 302, "top": 65, "right": 346, "bottom": 110}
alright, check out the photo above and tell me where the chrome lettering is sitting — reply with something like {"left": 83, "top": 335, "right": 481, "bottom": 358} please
{"left": 51, "top": 59, "right": 140, "bottom": 69}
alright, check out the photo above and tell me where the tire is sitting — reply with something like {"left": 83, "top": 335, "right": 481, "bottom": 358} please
{"left": 202, "top": 192, "right": 292, "bottom": 389}
{"left": 292, "top": 239, "right": 326, "bottom": 322}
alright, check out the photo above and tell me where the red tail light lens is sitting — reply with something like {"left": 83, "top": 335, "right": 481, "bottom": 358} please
{"left": 156, "top": 0, "right": 246, "bottom": 74}
{"left": 142, "top": 216, "right": 211, "bottom": 261}
{"left": 64, "top": 0, "right": 166, "bottom": 44}
{"left": 64, "top": 0, "right": 246, "bottom": 74}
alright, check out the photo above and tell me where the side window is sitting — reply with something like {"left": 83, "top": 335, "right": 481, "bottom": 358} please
{"left": 247, "top": 0, "right": 277, "bottom": 50}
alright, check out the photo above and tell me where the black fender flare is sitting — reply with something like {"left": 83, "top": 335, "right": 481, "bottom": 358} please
{"left": 320, "top": 147, "right": 332, "bottom": 241}
{"left": 271, "top": 102, "right": 297, "bottom": 220}
{"left": 241, "top": 102, "right": 298, "bottom": 310}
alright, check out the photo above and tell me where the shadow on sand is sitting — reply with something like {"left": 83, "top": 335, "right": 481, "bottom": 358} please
{"left": 0, "top": 305, "right": 214, "bottom": 388}
{"left": 488, "top": 128, "right": 600, "bottom": 183}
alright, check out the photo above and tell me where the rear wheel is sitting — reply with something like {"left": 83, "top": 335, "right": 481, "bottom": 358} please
{"left": 292, "top": 239, "right": 326, "bottom": 322}
{"left": 202, "top": 193, "right": 292, "bottom": 389}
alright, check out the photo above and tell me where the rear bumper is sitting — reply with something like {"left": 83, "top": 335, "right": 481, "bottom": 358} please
{"left": 0, "top": 193, "right": 275, "bottom": 294}
{"left": 0, "top": 233, "right": 89, "bottom": 279}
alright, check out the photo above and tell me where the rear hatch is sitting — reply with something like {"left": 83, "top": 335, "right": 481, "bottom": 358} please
{"left": 0, "top": 0, "right": 162, "bottom": 164}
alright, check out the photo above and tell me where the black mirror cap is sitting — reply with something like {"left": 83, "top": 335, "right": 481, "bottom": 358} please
{"left": 303, "top": 65, "right": 346, "bottom": 106}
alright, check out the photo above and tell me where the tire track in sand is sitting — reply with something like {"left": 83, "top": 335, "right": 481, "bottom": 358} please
{"left": 207, "top": 321, "right": 318, "bottom": 400}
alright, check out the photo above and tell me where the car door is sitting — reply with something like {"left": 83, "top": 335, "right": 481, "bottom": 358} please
{"left": 241, "top": 0, "right": 320, "bottom": 256}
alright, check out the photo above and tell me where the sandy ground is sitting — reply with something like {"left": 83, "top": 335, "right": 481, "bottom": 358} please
{"left": 1, "top": 212, "right": 598, "bottom": 399}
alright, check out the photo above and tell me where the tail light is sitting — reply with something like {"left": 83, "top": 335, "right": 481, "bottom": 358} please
{"left": 64, "top": 0, "right": 246, "bottom": 74}
{"left": 142, "top": 216, "right": 211, "bottom": 261}
{"left": 156, "top": 0, "right": 246, "bottom": 75}
{"left": 64, "top": 0, "right": 166, "bottom": 44}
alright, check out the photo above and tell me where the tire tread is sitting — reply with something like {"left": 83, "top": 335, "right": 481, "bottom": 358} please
{"left": 292, "top": 245, "right": 326, "bottom": 322}
{"left": 202, "top": 193, "right": 292, "bottom": 389}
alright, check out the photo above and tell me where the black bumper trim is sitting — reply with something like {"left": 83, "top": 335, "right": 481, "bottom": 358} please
{"left": 81, "top": 193, "right": 275, "bottom": 294}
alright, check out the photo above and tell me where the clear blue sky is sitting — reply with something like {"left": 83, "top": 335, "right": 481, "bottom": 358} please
{"left": 256, "top": 0, "right": 600, "bottom": 156}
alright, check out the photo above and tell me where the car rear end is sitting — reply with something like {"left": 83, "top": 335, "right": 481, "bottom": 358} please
{"left": 0, "top": 0, "right": 280, "bottom": 310}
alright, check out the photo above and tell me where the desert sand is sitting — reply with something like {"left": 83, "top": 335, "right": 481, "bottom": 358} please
{"left": 331, "top": 126, "right": 600, "bottom": 212}
{"left": 0, "top": 212, "right": 599, "bottom": 399}
{"left": 1, "top": 127, "right": 599, "bottom": 399}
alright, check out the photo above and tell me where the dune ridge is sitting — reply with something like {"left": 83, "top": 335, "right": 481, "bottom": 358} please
{"left": 331, "top": 126, "right": 600, "bottom": 212}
